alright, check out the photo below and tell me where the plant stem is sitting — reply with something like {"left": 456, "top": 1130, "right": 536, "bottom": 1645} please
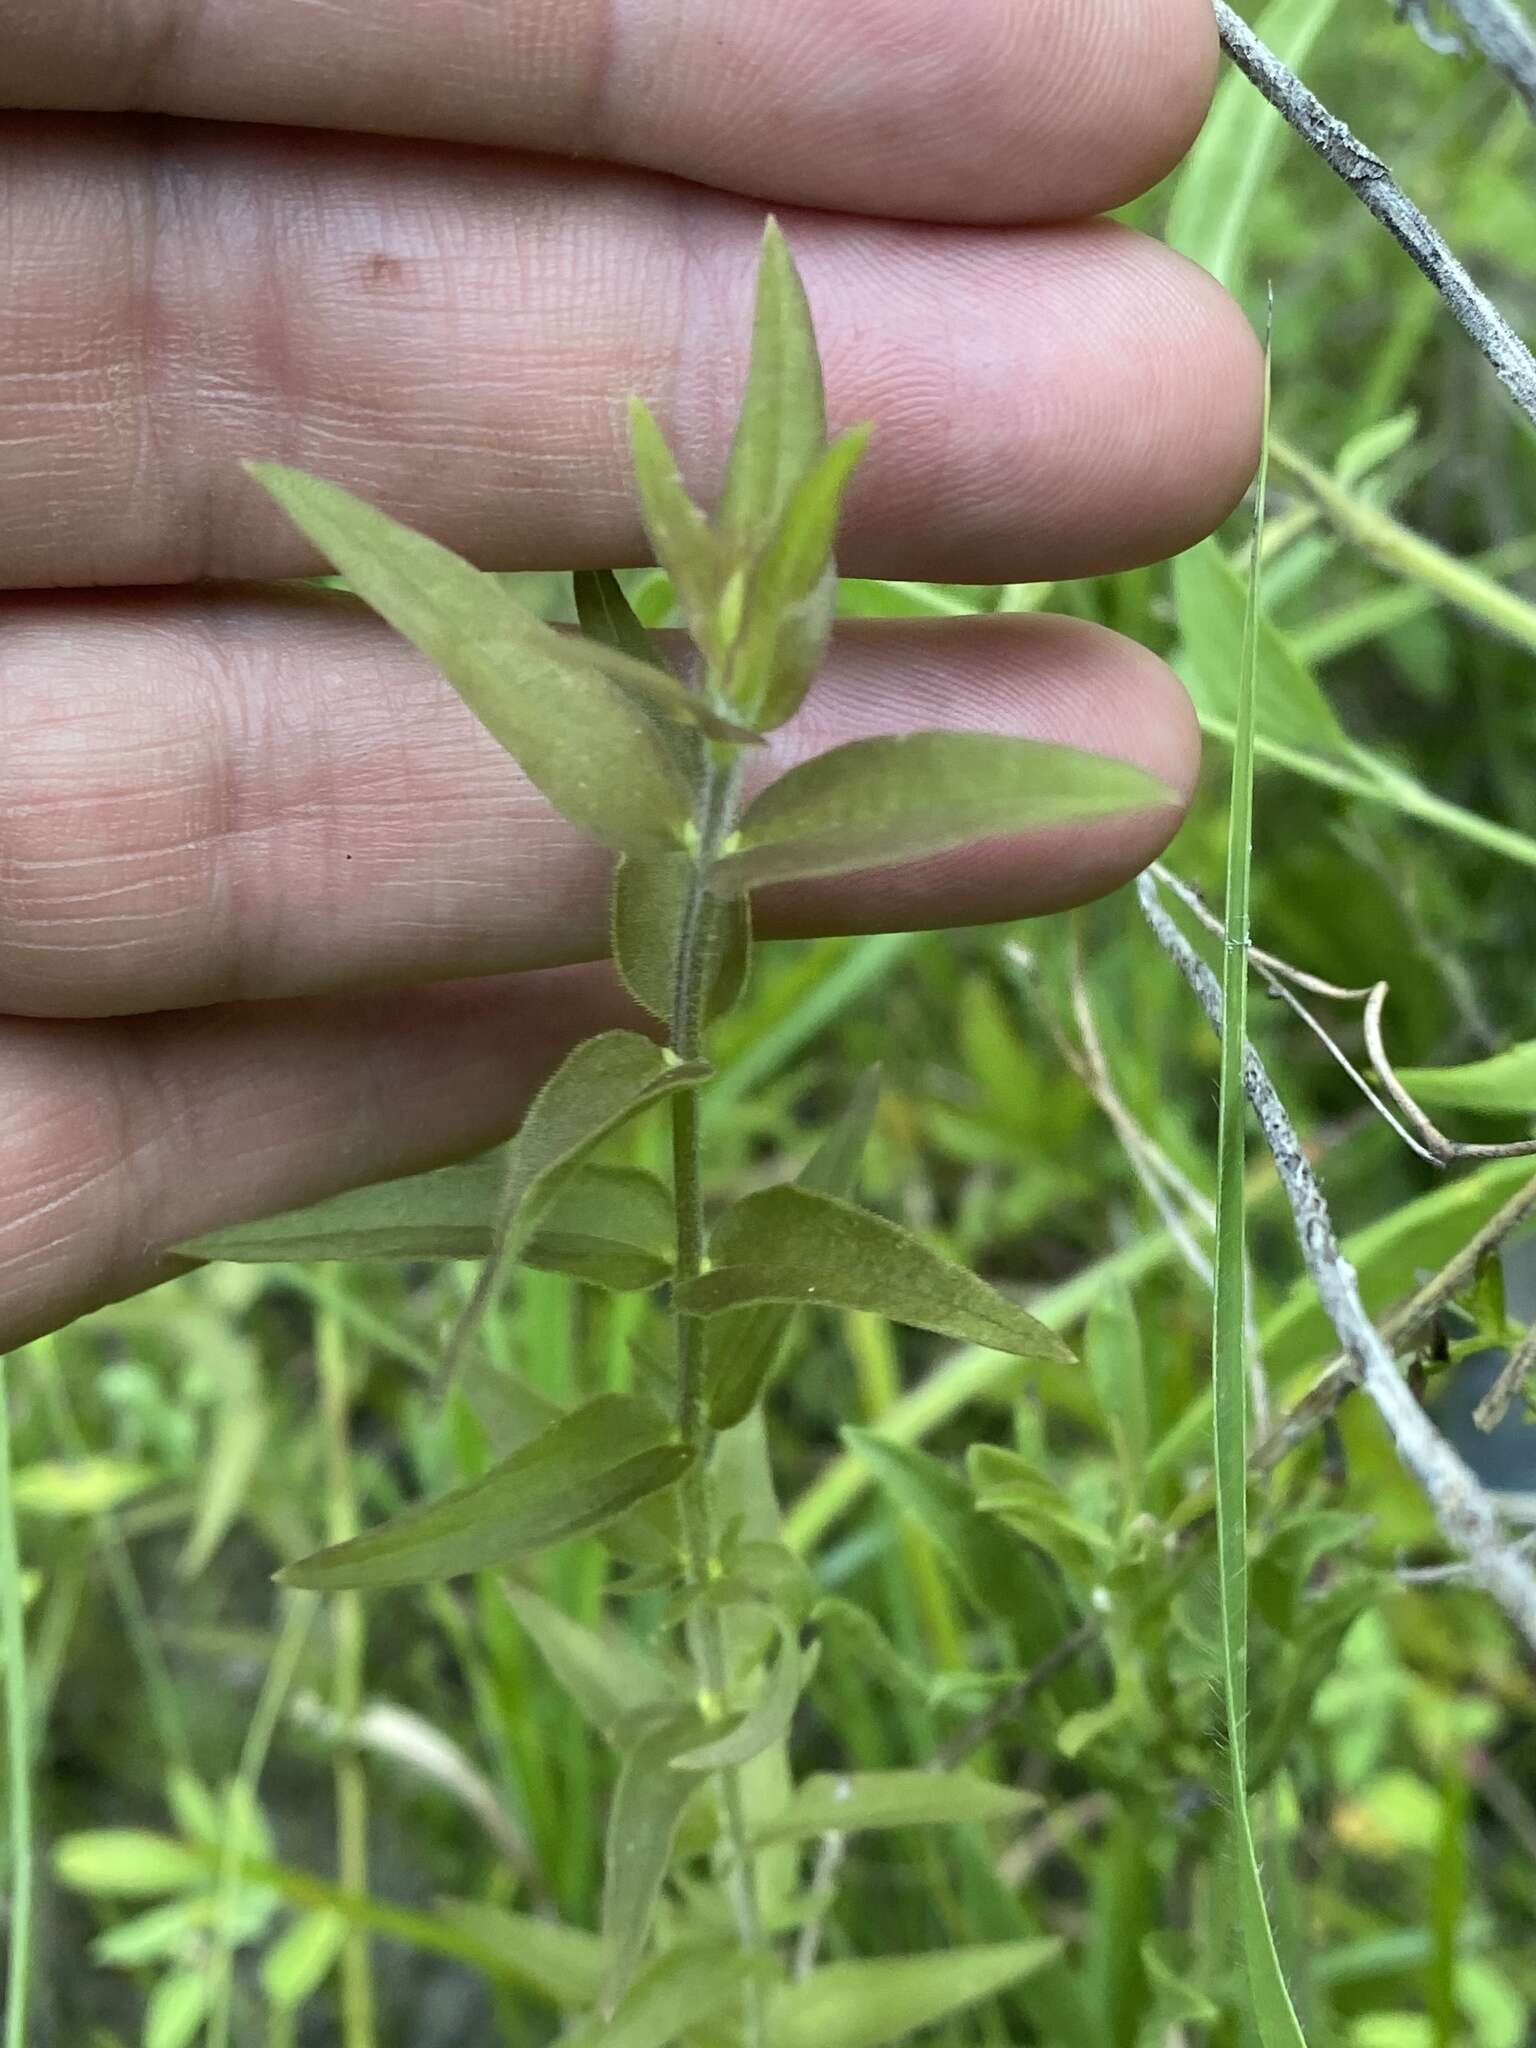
{"left": 317, "top": 1308, "right": 376, "bottom": 2048}
{"left": 0, "top": 1355, "right": 33, "bottom": 2048}
{"left": 668, "top": 750, "right": 766, "bottom": 2043}
{"left": 208, "top": 1593, "right": 318, "bottom": 2048}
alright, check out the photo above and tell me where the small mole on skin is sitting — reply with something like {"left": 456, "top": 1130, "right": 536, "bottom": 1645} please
{"left": 363, "top": 252, "right": 406, "bottom": 289}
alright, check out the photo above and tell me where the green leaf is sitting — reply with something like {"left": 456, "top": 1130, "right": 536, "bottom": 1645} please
{"left": 180, "top": 1156, "right": 506, "bottom": 1263}
{"left": 178, "top": 1390, "right": 268, "bottom": 1577}
{"left": 670, "top": 1613, "right": 810, "bottom": 1772}
{"left": 435, "top": 1900, "right": 605, "bottom": 2010}
{"left": 612, "top": 854, "right": 752, "bottom": 1025}
{"left": 1174, "top": 538, "right": 1348, "bottom": 758}
{"left": 714, "top": 733, "right": 1173, "bottom": 891}
{"left": 90, "top": 1896, "right": 219, "bottom": 1969}
{"left": 680, "top": 1186, "right": 1073, "bottom": 1362}
{"left": 184, "top": 1158, "right": 674, "bottom": 1292}
{"left": 718, "top": 218, "right": 828, "bottom": 555}
{"left": 809, "top": 1597, "right": 933, "bottom": 1708}
{"left": 841, "top": 1434, "right": 1078, "bottom": 1668}
{"left": 502, "top": 1582, "right": 678, "bottom": 1740}
{"left": 564, "top": 1944, "right": 764, "bottom": 2048}
{"left": 246, "top": 464, "right": 694, "bottom": 849}
{"left": 968, "top": 1445, "right": 1115, "bottom": 1582}
{"left": 768, "top": 1940, "right": 1062, "bottom": 2048}
{"left": 1396, "top": 1041, "right": 1536, "bottom": 1117}
{"left": 754, "top": 1770, "right": 1038, "bottom": 1842}
{"left": 574, "top": 568, "right": 668, "bottom": 669}
{"left": 1167, "top": 0, "right": 1342, "bottom": 296}
{"left": 706, "top": 1067, "right": 882, "bottom": 1428}
{"left": 442, "top": 1031, "right": 708, "bottom": 1382}
{"left": 602, "top": 1707, "right": 714, "bottom": 2012}
{"left": 572, "top": 567, "right": 712, "bottom": 782}
{"left": 145, "top": 1967, "right": 213, "bottom": 2048}
{"left": 261, "top": 1911, "right": 347, "bottom": 2012}
{"left": 53, "top": 1831, "right": 206, "bottom": 1898}
{"left": 279, "top": 1394, "right": 692, "bottom": 1590}
{"left": 726, "top": 425, "right": 871, "bottom": 729}
{"left": 627, "top": 398, "right": 733, "bottom": 661}
{"left": 523, "top": 1164, "right": 677, "bottom": 1292}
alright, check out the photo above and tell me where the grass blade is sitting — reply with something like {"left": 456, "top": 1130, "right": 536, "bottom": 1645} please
{"left": 0, "top": 1355, "right": 33, "bottom": 2048}
{"left": 1213, "top": 322, "right": 1308, "bottom": 2047}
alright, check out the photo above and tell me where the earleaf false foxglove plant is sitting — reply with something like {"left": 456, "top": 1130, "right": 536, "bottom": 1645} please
{"left": 192, "top": 216, "right": 1172, "bottom": 2035}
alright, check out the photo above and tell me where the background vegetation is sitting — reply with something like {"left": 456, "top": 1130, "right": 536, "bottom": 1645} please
{"left": 9, "top": 3, "right": 1536, "bottom": 2042}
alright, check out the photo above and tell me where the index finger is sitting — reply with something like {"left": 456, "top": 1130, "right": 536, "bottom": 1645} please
{"left": 4, "top": 0, "right": 1217, "bottom": 223}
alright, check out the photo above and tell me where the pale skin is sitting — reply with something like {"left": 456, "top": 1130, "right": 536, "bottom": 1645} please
{"left": 0, "top": 0, "right": 1263, "bottom": 1348}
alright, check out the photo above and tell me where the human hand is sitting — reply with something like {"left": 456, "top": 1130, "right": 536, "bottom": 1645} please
{"left": 0, "top": 0, "right": 1261, "bottom": 1345}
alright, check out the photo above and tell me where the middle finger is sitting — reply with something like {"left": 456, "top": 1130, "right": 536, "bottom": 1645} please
{"left": 0, "top": 117, "right": 1261, "bottom": 590}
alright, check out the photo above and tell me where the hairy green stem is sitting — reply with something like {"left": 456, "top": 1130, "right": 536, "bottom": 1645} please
{"left": 668, "top": 749, "right": 766, "bottom": 2045}
{"left": 0, "top": 1356, "right": 33, "bottom": 2048}
{"left": 317, "top": 1309, "right": 377, "bottom": 2048}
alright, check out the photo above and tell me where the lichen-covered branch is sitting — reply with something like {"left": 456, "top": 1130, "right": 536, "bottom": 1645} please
{"left": 1213, "top": 0, "right": 1536, "bottom": 436}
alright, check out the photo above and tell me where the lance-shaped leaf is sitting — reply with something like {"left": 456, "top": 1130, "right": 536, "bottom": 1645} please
{"left": 442, "top": 1032, "right": 708, "bottom": 1383}
{"left": 725, "top": 424, "right": 871, "bottom": 730}
{"left": 628, "top": 400, "right": 734, "bottom": 663}
{"left": 707, "top": 1068, "right": 882, "bottom": 1428}
{"left": 248, "top": 465, "right": 729, "bottom": 850}
{"left": 1396, "top": 1039, "right": 1536, "bottom": 1116}
{"left": 670, "top": 1613, "right": 811, "bottom": 1773}
{"left": 842, "top": 1432, "right": 1081, "bottom": 1672}
{"left": 612, "top": 854, "right": 752, "bottom": 1026}
{"left": 1174, "top": 536, "right": 1347, "bottom": 758}
{"left": 467, "top": 1370, "right": 680, "bottom": 1570}
{"left": 602, "top": 1706, "right": 715, "bottom": 2013}
{"left": 502, "top": 1582, "right": 678, "bottom": 1741}
{"left": 522, "top": 1165, "right": 676, "bottom": 1291}
{"left": 769, "top": 1941, "right": 1063, "bottom": 2048}
{"left": 565, "top": 1945, "right": 767, "bottom": 2048}
{"left": 679, "top": 1186, "right": 1073, "bottom": 1363}
{"left": 435, "top": 1901, "right": 604, "bottom": 2011}
{"left": 574, "top": 566, "right": 739, "bottom": 789}
{"left": 714, "top": 733, "right": 1175, "bottom": 892}
{"left": 184, "top": 1159, "right": 675, "bottom": 1295}
{"left": 754, "top": 1771, "right": 1039, "bottom": 1844}
{"left": 180, "top": 1157, "right": 505, "bottom": 1264}
{"left": 573, "top": 568, "right": 668, "bottom": 670}
{"left": 718, "top": 219, "right": 828, "bottom": 554}
{"left": 279, "top": 1394, "right": 691, "bottom": 1590}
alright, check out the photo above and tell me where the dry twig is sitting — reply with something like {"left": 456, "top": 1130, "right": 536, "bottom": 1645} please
{"left": 1213, "top": 0, "right": 1536, "bottom": 435}
{"left": 1474, "top": 1320, "right": 1536, "bottom": 1431}
{"left": 1396, "top": 0, "right": 1536, "bottom": 117}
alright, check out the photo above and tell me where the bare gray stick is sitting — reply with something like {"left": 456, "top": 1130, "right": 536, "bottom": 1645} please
{"left": 1394, "top": 0, "right": 1467, "bottom": 56}
{"left": 1138, "top": 871, "right": 1536, "bottom": 1651}
{"left": 1213, "top": 0, "right": 1536, "bottom": 436}
{"left": 1475, "top": 1319, "right": 1536, "bottom": 1431}
{"left": 1438, "top": 0, "right": 1536, "bottom": 117}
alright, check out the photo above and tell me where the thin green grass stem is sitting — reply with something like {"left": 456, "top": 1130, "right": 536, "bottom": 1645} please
{"left": 0, "top": 1354, "right": 33, "bottom": 2048}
